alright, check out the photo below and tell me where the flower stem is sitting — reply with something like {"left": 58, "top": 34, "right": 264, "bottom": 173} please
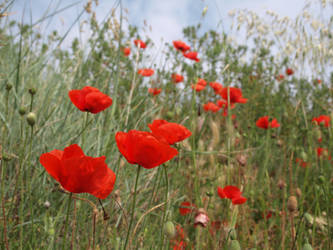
{"left": 160, "top": 166, "right": 169, "bottom": 249}
{"left": 123, "top": 165, "right": 141, "bottom": 250}
{"left": 62, "top": 193, "right": 72, "bottom": 250}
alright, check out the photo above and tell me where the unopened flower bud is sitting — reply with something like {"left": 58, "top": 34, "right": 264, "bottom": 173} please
{"left": 300, "top": 151, "right": 307, "bottom": 161}
{"left": 29, "top": 87, "right": 37, "bottom": 95}
{"left": 26, "top": 112, "right": 36, "bottom": 126}
{"left": 6, "top": 83, "right": 13, "bottom": 91}
{"left": 164, "top": 221, "right": 176, "bottom": 239}
{"left": 278, "top": 179, "right": 286, "bottom": 189}
{"left": 295, "top": 188, "right": 302, "bottom": 197}
{"left": 44, "top": 200, "right": 51, "bottom": 208}
{"left": 302, "top": 238, "right": 313, "bottom": 250}
{"left": 287, "top": 196, "right": 298, "bottom": 213}
{"left": 19, "top": 106, "right": 27, "bottom": 116}
{"left": 194, "top": 208, "right": 209, "bottom": 227}
{"left": 228, "top": 240, "right": 241, "bottom": 250}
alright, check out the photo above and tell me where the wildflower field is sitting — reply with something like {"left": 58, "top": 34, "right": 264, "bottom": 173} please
{"left": 0, "top": 0, "right": 332, "bottom": 249}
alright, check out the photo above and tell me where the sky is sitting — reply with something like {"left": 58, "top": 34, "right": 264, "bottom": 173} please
{"left": 8, "top": 0, "right": 309, "bottom": 50}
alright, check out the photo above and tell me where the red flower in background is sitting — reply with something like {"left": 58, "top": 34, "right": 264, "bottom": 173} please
{"left": 148, "top": 119, "right": 191, "bottom": 145}
{"left": 191, "top": 78, "right": 207, "bottom": 92}
{"left": 316, "top": 79, "right": 321, "bottom": 84}
{"left": 179, "top": 201, "right": 196, "bottom": 215}
{"left": 68, "top": 86, "right": 112, "bottom": 114}
{"left": 217, "top": 185, "right": 247, "bottom": 205}
{"left": 173, "top": 40, "right": 190, "bottom": 52}
{"left": 138, "top": 68, "right": 154, "bottom": 77}
{"left": 209, "top": 82, "right": 223, "bottom": 94}
{"left": 123, "top": 47, "right": 131, "bottom": 56}
{"left": 134, "top": 39, "right": 146, "bottom": 49}
{"left": 148, "top": 88, "right": 161, "bottom": 96}
{"left": 115, "top": 130, "right": 178, "bottom": 169}
{"left": 295, "top": 158, "right": 307, "bottom": 168}
{"left": 39, "top": 144, "right": 116, "bottom": 199}
{"left": 286, "top": 68, "right": 294, "bottom": 76}
{"left": 203, "top": 102, "right": 220, "bottom": 113}
{"left": 316, "top": 147, "right": 331, "bottom": 160}
{"left": 276, "top": 74, "right": 285, "bottom": 81}
{"left": 256, "top": 116, "right": 280, "bottom": 129}
{"left": 172, "top": 74, "right": 184, "bottom": 84}
{"left": 183, "top": 51, "right": 200, "bottom": 62}
{"left": 312, "top": 115, "right": 330, "bottom": 127}
{"left": 219, "top": 87, "right": 247, "bottom": 105}
{"left": 170, "top": 225, "right": 186, "bottom": 250}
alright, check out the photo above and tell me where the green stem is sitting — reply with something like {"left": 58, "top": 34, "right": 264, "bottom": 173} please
{"left": 160, "top": 166, "right": 169, "bottom": 249}
{"left": 123, "top": 166, "right": 141, "bottom": 250}
{"left": 62, "top": 193, "right": 72, "bottom": 250}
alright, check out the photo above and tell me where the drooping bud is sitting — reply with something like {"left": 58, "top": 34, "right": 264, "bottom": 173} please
{"left": 228, "top": 240, "right": 241, "bottom": 250}
{"left": 6, "top": 82, "right": 13, "bottom": 91}
{"left": 29, "top": 87, "right": 37, "bottom": 95}
{"left": 295, "top": 188, "right": 302, "bottom": 197}
{"left": 277, "top": 179, "right": 286, "bottom": 189}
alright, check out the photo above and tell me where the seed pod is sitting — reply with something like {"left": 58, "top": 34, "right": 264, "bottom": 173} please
{"left": 277, "top": 179, "right": 286, "bottom": 189}
{"left": 287, "top": 196, "right": 298, "bottom": 213}
{"left": 296, "top": 188, "right": 302, "bottom": 197}
{"left": 19, "top": 106, "right": 27, "bottom": 116}
{"left": 26, "top": 112, "right": 36, "bottom": 126}
{"left": 28, "top": 87, "right": 37, "bottom": 95}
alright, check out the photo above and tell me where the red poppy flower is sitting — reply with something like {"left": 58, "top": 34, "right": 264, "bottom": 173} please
{"left": 256, "top": 116, "right": 280, "bottom": 129}
{"left": 123, "top": 47, "right": 131, "bottom": 56}
{"left": 286, "top": 68, "right": 294, "bottom": 76}
{"left": 134, "top": 39, "right": 146, "bottom": 49}
{"left": 115, "top": 130, "right": 178, "bottom": 169}
{"left": 179, "top": 201, "right": 196, "bottom": 215}
{"left": 203, "top": 102, "right": 220, "bottom": 113}
{"left": 191, "top": 78, "right": 207, "bottom": 92}
{"left": 276, "top": 74, "right": 285, "bottom": 81}
{"left": 312, "top": 115, "right": 330, "bottom": 127}
{"left": 172, "top": 40, "right": 190, "bottom": 52}
{"left": 68, "top": 86, "right": 112, "bottom": 114}
{"left": 39, "top": 144, "right": 116, "bottom": 199}
{"left": 183, "top": 51, "right": 200, "bottom": 62}
{"left": 209, "top": 82, "right": 223, "bottom": 94}
{"left": 316, "top": 147, "right": 331, "bottom": 160}
{"left": 219, "top": 87, "right": 247, "bottom": 104}
{"left": 148, "top": 119, "right": 191, "bottom": 145}
{"left": 171, "top": 225, "right": 186, "bottom": 250}
{"left": 138, "top": 68, "right": 154, "bottom": 77}
{"left": 295, "top": 158, "right": 307, "bottom": 168}
{"left": 316, "top": 79, "right": 321, "bottom": 84}
{"left": 172, "top": 74, "right": 184, "bottom": 84}
{"left": 217, "top": 185, "right": 247, "bottom": 205}
{"left": 148, "top": 88, "right": 161, "bottom": 96}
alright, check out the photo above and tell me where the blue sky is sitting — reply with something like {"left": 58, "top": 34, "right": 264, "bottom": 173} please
{"left": 9, "top": 0, "right": 309, "bottom": 49}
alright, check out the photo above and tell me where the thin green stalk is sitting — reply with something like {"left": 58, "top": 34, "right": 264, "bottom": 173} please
{"left": 62, "top": 193, "right": 73, "bottom": 250}
{"left": 123, "top": 166, "right": 141, "bottom": 250}
{"left": 160, "top": 166, "right": 169, "bottom": 249}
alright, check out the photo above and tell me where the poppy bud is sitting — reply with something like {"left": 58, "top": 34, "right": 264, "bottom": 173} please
{"left": 295, "top": 188, "right": 302, "bottom": 197}
{"left": 6, "top": 83, "right": 12, "bottom": 91}
{"left": 164, "top": 221, "right": 176, "bottom": 239}
{"left": 318, "top": 175, "right": 325, "bottom": 184}
{"left": 304, "top": 213, "right": 313, "bottom": 224}
{"left": 302, "top": 238, "right": 313, "bottom": 250}
{"left": 19, "top": 106, "right": 27, "bottom": 116}
{"left": 206, "top": 191, "right": 213, "bottom": 197}
{"left": 313, "top": 128, "right": 322, "bottom": 140}
{"left": 277, "top": 179, "right": 286, "bottom": 189}
{"left": 194, "top": 208, "right": 209, "bottom": 227}
{"left": 2, "top": 153, "right": 12, "bottom": 161}
{"left": 228, "top": 240, "right": 241, "bottom": 250}
{"left": 44, "top": 200, "right": 51, "bottom": 208}
{"left": 300, "top": 151, "right": 308, "bottom": 161}
{"left": 287, "top": 196, "right": 298, "bottom": 213}
{"left": 26, "top": 112, "right": 36, "bottom": 126}
{"left": 29, "top": 87, "right": 37, "bottom": 95}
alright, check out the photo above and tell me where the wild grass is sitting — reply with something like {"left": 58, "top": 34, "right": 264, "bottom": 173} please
{"left": 0, "top": 0, "right": 332, "bottom": 249}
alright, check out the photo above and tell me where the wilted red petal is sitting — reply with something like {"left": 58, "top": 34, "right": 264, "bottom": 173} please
{"left": 203, "top": 102, "right": 220, "bottom": 113}
{"left": 231, "top": 196, "right": 247, "bottom": 205}
{"left": 179, "top": 201, "right": 196, "bottom": 215}
{"left": 173, "top": 40, "right": 190, "bottom": 52}
{"left": 134, "top": 39, "right": 146, "bottom": 49}
{"left": 183, "top": 51, "right": 200, "bottom": 62}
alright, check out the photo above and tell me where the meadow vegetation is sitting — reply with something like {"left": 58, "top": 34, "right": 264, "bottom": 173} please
{"left": 0, "top": 0, "right": 332, "bottom": 249}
